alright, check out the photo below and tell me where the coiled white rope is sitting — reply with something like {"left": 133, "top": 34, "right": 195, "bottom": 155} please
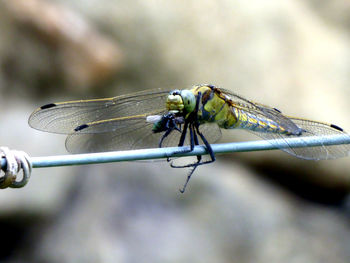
{"left": 0, "top": 147, "right": 32, "bottom": 189}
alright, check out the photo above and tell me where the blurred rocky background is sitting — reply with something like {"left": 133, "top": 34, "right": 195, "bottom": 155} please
{"left": 1, "top": 0, "right": 350, "bottom": 262}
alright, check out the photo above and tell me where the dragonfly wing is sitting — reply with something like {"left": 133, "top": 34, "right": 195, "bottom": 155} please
{"left": 65, "top": 113, "right": 218, "bottom": 153}
{"left": 65, "top": 115, "right": 163, "bottom": 153}
{"left": 220, "top": 89, "right": 302, "bottom": 134}
{"left": 219, "top": 88, "right": 350, "bottom": 159}
{"left": 29, "top": 88, "right": 170, "bottom": 134}
{"left": 249, "top": 117, "right": 350, "bottom": 160}
{"left": 198, "top": 122, "right": 222, "bottom": 144}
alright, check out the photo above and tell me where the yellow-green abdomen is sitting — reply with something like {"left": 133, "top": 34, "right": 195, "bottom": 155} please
{"left": 233, "top": 108, "right": 288, "bottom": 134}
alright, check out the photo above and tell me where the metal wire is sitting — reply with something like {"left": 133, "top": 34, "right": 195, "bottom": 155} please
{"left": 1, "top": 134, "right": 350, "bottom": 170}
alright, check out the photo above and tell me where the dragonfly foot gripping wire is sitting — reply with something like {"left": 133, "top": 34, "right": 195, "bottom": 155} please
{"left": 0, "top": 147, "right": 32, "bottom": 189}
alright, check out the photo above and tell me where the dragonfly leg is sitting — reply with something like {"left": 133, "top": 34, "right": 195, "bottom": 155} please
{"left": 172, "top": 125, "right": 216, "bottom": 169}
{"left": 170, "top": 123, "right": 197, "bottom": 168}
{"left": 179, "top": 166, "right": 198, "bottom": 193}
{"left": 158, "top": 127, "right": 174, "bottom": 148}
{"left": 166, "top": 121, "right": 194, "bottom": 160}
{"left": 195, "top": 123, "right": 216, "bottom": 164}
{"left": 178, "top": 124, "right": 202, "bottom": 193}
{"left": 163, "top": 121, "right": 190, "bottom": 162}
{"left": 178, "top": 121, "right": 189, "bottom": 147}
{"left": 178, "top": 124, "right": 217, "bottom": 193}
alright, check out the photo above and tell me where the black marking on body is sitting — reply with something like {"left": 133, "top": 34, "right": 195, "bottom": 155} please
{"left": 273, "top": 108, "right": 281, "bottom": 113}
{"left": 74, "top": 124, "right": 89, "bottom": 132}
{"left": 330, "top": 124, "right": 343, "bottom": 132}
{"left": 40, "top": 103, "right": 56, "bottom": 110}
{"left": 201, "top": 89, "right": 213, "bottom": 105}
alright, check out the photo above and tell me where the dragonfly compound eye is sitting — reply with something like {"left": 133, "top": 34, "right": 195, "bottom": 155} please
{"left": 180, "top": 89, "right": 196, "bottom": 113}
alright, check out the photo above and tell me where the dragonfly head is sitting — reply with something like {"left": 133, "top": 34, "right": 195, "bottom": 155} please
{"left": 166, "top": 89, "right": 196, "bottom": 114}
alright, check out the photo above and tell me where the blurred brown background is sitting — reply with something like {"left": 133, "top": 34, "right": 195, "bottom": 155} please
{"left": 1, "top": 0, "right": 350, "bottom": 262}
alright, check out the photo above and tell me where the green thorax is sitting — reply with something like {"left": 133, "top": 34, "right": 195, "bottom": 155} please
{"left": 190, "top": 85, "right": 238, "bottom": 128}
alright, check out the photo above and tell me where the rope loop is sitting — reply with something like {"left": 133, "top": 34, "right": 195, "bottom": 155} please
{"left": 0, "top": 147, "right": 32, "bottom": 189}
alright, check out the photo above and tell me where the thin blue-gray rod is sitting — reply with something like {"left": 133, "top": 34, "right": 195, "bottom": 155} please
{"left": 1, "top": 134, "right": 350, "bottom": 169}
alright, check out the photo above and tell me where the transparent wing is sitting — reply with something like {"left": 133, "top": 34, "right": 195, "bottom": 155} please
{"left": 219, "top": 88, "right": 350, "bottom": 159}
{"left": 249, "top": 117, "right": 350, "bottom": 160}
{"left": 220, "top": 88, "right": 301, "bottom": 134}
{"left": 198, "top": 122, "right": 222, "bottom": 144}
{"left": 28, "top": 88, "right": 170, "bottom": 134}
{"left": 65, "top": 116, "right": 222, "bottom": 154}
{"left": 65, "top": 115, "right": 162, "bottom": 153}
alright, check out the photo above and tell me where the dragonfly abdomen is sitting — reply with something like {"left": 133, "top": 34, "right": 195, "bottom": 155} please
{"left": 233, "top": 108, "right": 294, "bottom": 134}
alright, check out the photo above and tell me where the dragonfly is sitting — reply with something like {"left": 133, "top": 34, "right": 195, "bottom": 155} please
{"left": 29, "top": 84, "right": 350, "bottom": 192}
